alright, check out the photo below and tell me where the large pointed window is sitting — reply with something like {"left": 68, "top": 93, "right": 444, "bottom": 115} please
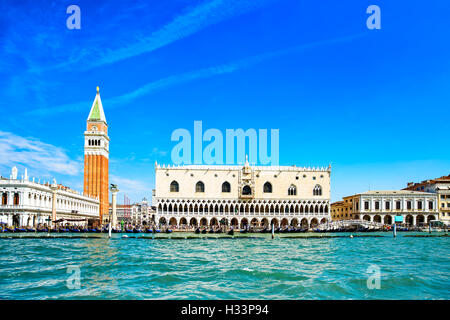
{"left": 196, "top": 181, "right": 205, "bottom": 193}
{"left": 288, "top": 185, "right": 297, "bottom": 196}
{"left": 222, "top": 182, "right": 231, "bottom": 193}
{"left": 263, "top": 182, "right": 272, "bottom": 193}
{"left": 313, "top": 184, "right": 322, "bottom": 196}
{"left": 170, "top": 181, "right": 179, "bottom": 192}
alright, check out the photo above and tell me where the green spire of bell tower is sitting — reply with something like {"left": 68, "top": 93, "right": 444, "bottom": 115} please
{"left": 87, "top": 86, "right": 107, "bottom": 123}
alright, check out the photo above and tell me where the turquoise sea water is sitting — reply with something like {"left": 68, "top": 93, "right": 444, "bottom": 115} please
{"left": 0, "top": 232, "right": 448, "bottom": 300}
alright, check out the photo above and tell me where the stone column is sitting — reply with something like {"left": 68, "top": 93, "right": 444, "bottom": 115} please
{"left": 50, "top": 180, "right": 58, "bottom": 229}
{"left": 110, "top": 184, "right": 119, "bottom": 228}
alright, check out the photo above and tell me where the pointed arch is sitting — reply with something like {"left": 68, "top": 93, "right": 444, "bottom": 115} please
{"left": 313, "top": 184, "right": 322, "bottom": 196}
{"left": 170, "top": 181, "right": 179, "bottom": 192}
{"left": 288, "top": 184, "right": 297, "bottom": 196}
{"left": 195, "top": 181, "right": 205, "bottom": 193}
{"left": 222, "top": 181, "right": 231, "bottom": 193}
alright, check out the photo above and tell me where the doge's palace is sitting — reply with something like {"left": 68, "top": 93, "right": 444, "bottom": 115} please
{"left": 153, "top": 158, "right": 331, "bottom": 229}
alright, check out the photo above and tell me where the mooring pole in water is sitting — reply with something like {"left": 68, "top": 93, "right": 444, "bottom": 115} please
{"left": 271, "top": 223, "right": 274, "bottom": 239}
{"left": 429, "top": 222, "right": 432, "bottom": 234}
{"left": 108, "top": 222, "right": 112, "bottom": 238}
{"left": 393, "top": 223, "right": 397, "bottom": 238}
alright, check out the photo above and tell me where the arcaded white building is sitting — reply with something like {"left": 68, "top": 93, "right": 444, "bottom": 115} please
{"left": 340, "top": 190, "right": 439, "bottom": 226}
{"left": 0, "top": 167, "right": 99, "bottom": 227}
{"left": 153, "top": 159, "right": 331, "bottom": 229}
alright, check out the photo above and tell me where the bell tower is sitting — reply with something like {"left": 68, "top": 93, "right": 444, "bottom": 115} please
{"left": 84, "top": 86, "right": 109, "bottom": 223}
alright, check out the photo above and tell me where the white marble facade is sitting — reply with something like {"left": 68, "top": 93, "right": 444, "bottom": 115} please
{"left": 0, "top": 167, "right": 99, "bottom": 227}
{"left": 153, "top": 160, "right": 331, "bottom": 229}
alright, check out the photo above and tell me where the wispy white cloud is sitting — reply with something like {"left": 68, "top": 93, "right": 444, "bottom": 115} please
{"left": 27, "top": 32, "right": 367, "bottom": 117}
{"left": 0, "top": 131, "right": 80, "bottom": 176}
{"left": 151, "top": 147, "right": 168, "bottom": 157}
{"left": 51, "top": 0, "right": 274, "bottom": 71}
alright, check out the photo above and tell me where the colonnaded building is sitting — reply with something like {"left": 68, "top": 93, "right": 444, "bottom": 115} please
{"left": 331, "top": 190, "right": 439, "bottom": 226}
{"left": 153, "top": 159, "right": 331, "bottom": 229}
{"left": 0, "top": 167, "right": 99, "bottom": 227}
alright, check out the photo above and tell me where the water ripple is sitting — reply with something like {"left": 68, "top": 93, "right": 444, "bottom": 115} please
{"left": 0, "top": 232, "right": 448, "bottom": 299}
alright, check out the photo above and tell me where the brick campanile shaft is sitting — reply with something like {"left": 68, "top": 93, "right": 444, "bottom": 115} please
{"left": 84, "top": 86, "right": 109, "bottom": 224}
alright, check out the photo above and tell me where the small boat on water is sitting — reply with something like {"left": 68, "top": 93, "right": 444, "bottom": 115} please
{"left": 15, "top": 227, "right": 27, "bottom": 232}
{"left": 144, "top": 228, "right": 153, "bottom": 233}
{"left": 227, "top": 229, "right": 234, "bottom": 236}
{"left": 294, "top": 228, "right": 307, "bottom": 233}
{"left": 240, "top": 229, "right": 248, "bottom": 234}
{"left": 133, "top": 228, "right": 143, "bottom": 233}
{"left": 60, "top": 228, "right": 70, "bottom": 232}
{"left": 125, "top": 228, "right": 133, "bottom": 233}
{"left": 194, "top": 228, "right": 200, "bottom": 234}
{"left": 208, "top": 228, "right": 215, "bottom": 234}
{"left": 214, "top": 228, "right": 223, "bottom": 234}
{"left": 26, "top": 228, "right": 36, "bottom": 232}
{"left": 166, "top": 229, "right": 173, "bottom": 233}
{"left": 201, "top": 228, "right": 207, "bottom": 234}
{"left": 37, "top": 228, "right": 48, "bottom": 232}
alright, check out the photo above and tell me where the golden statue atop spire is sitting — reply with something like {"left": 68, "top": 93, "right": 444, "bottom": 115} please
{"left": 96, "top": 86, "right": 100, "bottom": 94}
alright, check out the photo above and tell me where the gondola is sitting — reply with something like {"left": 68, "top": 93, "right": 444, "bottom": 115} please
{"left": 294, "top": 228, "right": 307, "bottom": 233}
{"left": 70, "top": 228, "right": 80, "bottom": 232}
{"left": 26, "top": 228, "right": 36, "bottom": 232}
{"left": 194, "top": 228, "right": 200, "bottom": 234}
{"left": 240, "top": 229, "right": 248, "bottom": 233}
{"left": 60, "top": 228, "right": 70, "bottom": 232}
{"left": 133, "top": 228, "right": 143, "bottom": 233}
{"left": 227, "top": 229, "right": 234, "bottom": 236}
{"left": 214, "top": 228, "right": 223, "bottom": 234}
{"left": 144, "top": 228, "right": 153, "bottom": 233}
{"left": 208, "top": 228, "right": 215, "bottom": 234}
{"left": 124, "top": 228, "right": 133, "bottom": 233}
{"left": 260, "top": 227, "right": 269, "bottom": 233}
{"left": 81, "top": 228, "right": 89, "bottom": 232}
{"left": 166, "top": 229, "right": 173, "bottom": 233}
{"left": 88, "top": 228, "right": 98, "bottom": 233}
{"left": 201, "top": 228, "right": 207, "bottom": 234}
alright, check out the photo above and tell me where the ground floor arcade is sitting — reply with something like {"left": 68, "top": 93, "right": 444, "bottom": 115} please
{"left": 156, "top": 215, "right": 330, "bottom": 229}
{"left": 355, "top": 213, "right": 438, "bottom": 226}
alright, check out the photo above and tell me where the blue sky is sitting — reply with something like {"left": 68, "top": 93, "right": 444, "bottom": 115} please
{"left": 0, "top": 0, "right": 449, "bottom": 203}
